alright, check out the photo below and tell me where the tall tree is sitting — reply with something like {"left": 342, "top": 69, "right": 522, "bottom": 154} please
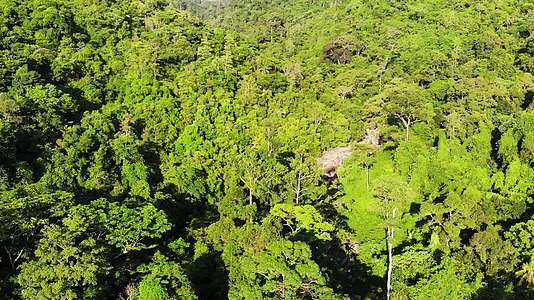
{"left": 365, "top": 79, "right": 434, "bottom": 141}
{"left": 372, "top": 176, "right": 414, "bottom": 300}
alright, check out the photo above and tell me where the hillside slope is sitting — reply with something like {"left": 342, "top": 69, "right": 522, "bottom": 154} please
{"left": 0, "top": 0, "right": 533, "bottom": 299}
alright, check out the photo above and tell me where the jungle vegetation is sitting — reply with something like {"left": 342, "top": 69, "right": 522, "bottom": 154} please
{"left": 0, "top": 0, "right": 533, "bottom": 299}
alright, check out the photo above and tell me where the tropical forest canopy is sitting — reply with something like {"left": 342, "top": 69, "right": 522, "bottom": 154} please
{"left": 0, "top": 0, "right": 533, "bottom": 299}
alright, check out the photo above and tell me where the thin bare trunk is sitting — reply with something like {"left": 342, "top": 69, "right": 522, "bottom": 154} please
{"left": 387, "top": 227, "right": 394, "bottom": 300}
{"left": 396, "top": 114, "right": 411, "bottom": 141}
{"left": 366, "top": 165, "right": 369, "bottom": 190}
{"left": 403, "top": 118, "right": 411, "bottom": 141}
{"left": 240, "top": 176, "right": 254, "bottom": 206}
{"left": 296, "top": 170, "right": 302, "bottom": 204}
{"left": 4, "top": 247, "right": 23, "bottom": 270}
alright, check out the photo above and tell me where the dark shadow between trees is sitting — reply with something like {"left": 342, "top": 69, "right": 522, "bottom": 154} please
{"left": 312, "top": 199, "right": 384, "bottom": 299}
{"left": 189, "top": 251, "right": 229, "bottom": 300}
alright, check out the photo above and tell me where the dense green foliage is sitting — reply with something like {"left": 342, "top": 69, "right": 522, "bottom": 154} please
{"left": 0, "top": 0, "right": 533, "bottom": 299}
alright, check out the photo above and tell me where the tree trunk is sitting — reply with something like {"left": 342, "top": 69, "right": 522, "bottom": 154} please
{"left": 387, "top": 226, "right": 394, "bottom": 300}
{"left": 240, "top": 176, "right": 254, "bottom": 206}
{"left": 396, "top": 114, "right": 413, "bottom": 142}
{"left": 295, "top": 170, "right": 302, "bottom": 204}
{"left": 4, "top": 246, "right": 23, "bottom": 270}
{"left": 366, "top": 165, "right": 369, "bottom": 190}
{"left": 400, "top": 117, "right": 411, "bottom": 141}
